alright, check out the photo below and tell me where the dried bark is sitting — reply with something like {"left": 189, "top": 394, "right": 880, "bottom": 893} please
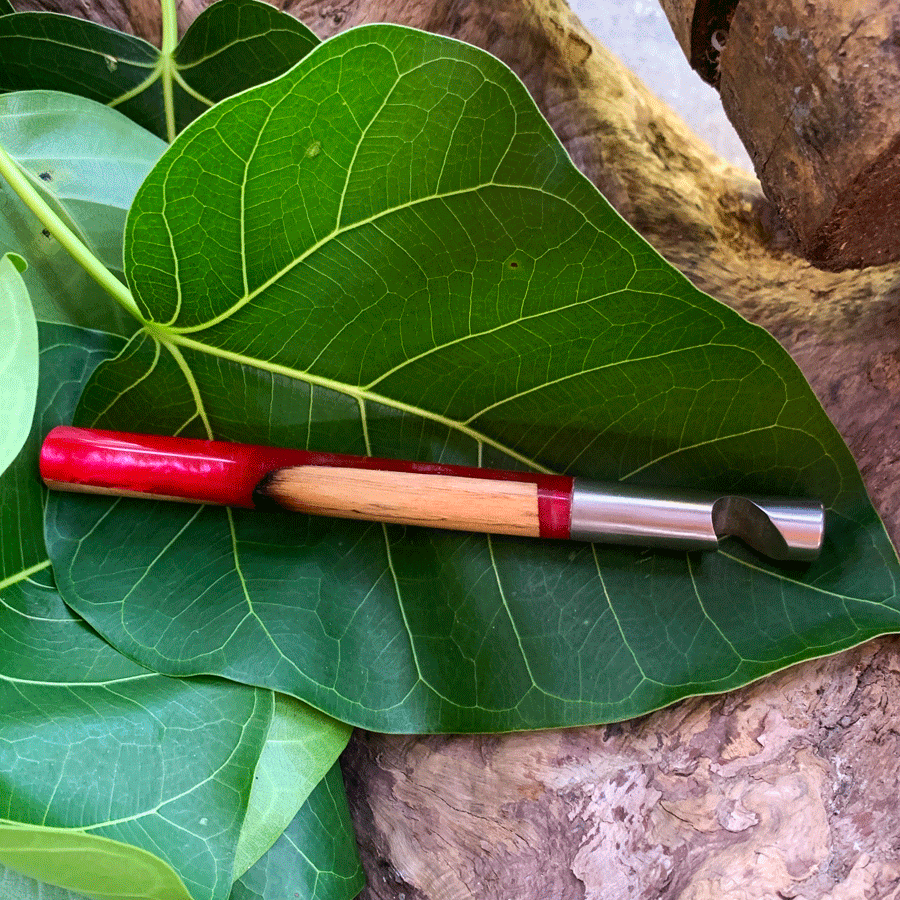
{"left": 657, "top": 0, "right": 739, "bottom": 84}
{"left": 657, "top": 0, "right": 900, "bottom": 271}
{"left": 719, "top": 0, "right": 900, "bottom": 270}
{"left": 657, "top": 0, "right": 693, "bottom": 60}
{"left": 17, "top": 0, "right": 900, "bottom": 896}
{"left": 344, "top": 640, "right": 900, "bottom": 900}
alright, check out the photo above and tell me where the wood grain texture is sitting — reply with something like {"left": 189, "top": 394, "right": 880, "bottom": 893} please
{"left": 345, "top": 640, "right": 900, "bottom": 900}
{"left": 42, "top": 480, "right": 201, "bottom": 504}
{"left": 266, "top": 467, "right": 542, "bottom": 537}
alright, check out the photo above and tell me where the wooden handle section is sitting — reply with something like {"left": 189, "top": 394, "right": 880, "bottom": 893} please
{"left": 263, "top": 466, "right": 542, "bottom": 537}
{"left": 40, "top": 427, "right": 574, "bottom": 539}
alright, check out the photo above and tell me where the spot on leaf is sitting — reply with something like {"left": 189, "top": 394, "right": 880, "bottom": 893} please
{"left": 291, "top": 138, "right": 322, "bottom": 165}
{"left": 104, "top": 55, "right": 118, "bottom": 72}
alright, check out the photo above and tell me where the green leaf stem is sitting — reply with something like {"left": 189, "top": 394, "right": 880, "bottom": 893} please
{"left": 0, "top": 0, "right": 319, "bottom": 142}
{"left": 39, "top": 24, "right": 900, "bottom": 734}
{"left": 0, "top": 91, "right": 165, "bottom": 334}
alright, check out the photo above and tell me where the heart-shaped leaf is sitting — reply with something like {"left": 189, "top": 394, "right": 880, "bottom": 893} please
{"left": 0, "top": 251, "right": 37, "bottom": 475}
{"left": 46, "top": 24, "right": 900, "bottom": 733}
{"left": 0, "top": 321, "right": 352, "bottom": 900}
{"left": 0, "top": 91, "right": 166, "bottom": 335}
{"left": 0, "top": 0, "right": 319, "bottom": 141}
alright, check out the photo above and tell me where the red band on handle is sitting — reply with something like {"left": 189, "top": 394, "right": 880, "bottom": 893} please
{"left": 40, "top": 427, "right": 574, "bottom": 538}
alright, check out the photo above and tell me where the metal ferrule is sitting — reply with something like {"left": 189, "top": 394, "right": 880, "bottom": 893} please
{"left": 569, "top": 481, "right": 825, "bottom": 562}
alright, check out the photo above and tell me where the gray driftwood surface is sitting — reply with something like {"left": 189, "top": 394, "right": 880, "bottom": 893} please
{"left": 26, "top": 0, "right": 900, "bottom": 896}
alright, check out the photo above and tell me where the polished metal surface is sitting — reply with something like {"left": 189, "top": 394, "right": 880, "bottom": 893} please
{"left": 569, "top": 482, "right": 824, "bottom": 562}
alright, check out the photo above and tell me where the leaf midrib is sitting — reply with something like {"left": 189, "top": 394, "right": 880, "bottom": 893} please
{"left": 0, "top": 30, "right": 157, "bottom": 68}
{"left": 175, "top": 28, "right": 313, "bottom": 73}
{"left": 1, "top": 671, "right": 155, "bottom": 687}
{"left": 158, "top": 180, "right": 544, "bottom": 336}
{"left": 0, "top": 558, "right": 51, "bottom": 594}
{"left": 161, "top": 330, "right": 776, "bottom": 478}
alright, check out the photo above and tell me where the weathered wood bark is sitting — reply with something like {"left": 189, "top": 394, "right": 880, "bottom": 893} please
{"left": 720, "top": 0, "right": 900, "bottom": 270}
{"left": 660, "top": 0, "right": 900, "bottom": 271}
{"left": 24, "top": 0, "right": 900, "bottom": 895}
{"left": 344, "top": 641, "right": 900, "bottom": 899}
{"left": 657, "top": 0, "right": 737, "bottom": 84}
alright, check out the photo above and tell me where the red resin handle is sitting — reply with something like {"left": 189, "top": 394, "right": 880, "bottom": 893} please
{"left": 40, "top": 426, "right": 574, "bottom": 539}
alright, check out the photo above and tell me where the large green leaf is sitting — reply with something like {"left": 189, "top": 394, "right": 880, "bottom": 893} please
{"left": 0, "top": 0, "right": 319, "bottom": 141}
{"left": 0, "top": 91, "right": 165, "bottom": 335}
{"left": 0, "top": 251, "right": 37, "bottom": 475}
{"left": 231, "top": 764, "right": 364, "bottom": 900}
{"left": 0, "top": 322, "right": 282, "bottom": 900}
{"left": 46, "top": 24, "right": 900, "bottom": 732}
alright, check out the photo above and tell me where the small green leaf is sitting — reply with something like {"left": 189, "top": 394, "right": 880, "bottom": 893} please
{"left": 0, "top": 0, "right": 319, "bottom": 141}
{"left": 0, "top": 826, "right": 192, "bottom": 900}
{"left": 233, "top": 697, "right": 350, "bottom": 879}
{"left": 0, "top": 763, "right": 363, "bottom": 900}
{"left": 231, "top": 765, "right": 365, "bottom": 900}
{"left": 0, "top": 91, "right": 165, "bottom": 334}
{"left": 46, "top": 24, "right": 900, "bottom": 733}
{"left": 0, "top": 765, "right": 367, "bottom": 900}
{"left": 0, "top": 251, "right": 37, "bottom": 476}
{"left": 0, "top": 0, "right": 14, "bottom": 16}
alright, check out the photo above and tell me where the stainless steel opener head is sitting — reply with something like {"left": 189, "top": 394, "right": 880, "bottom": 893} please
{"left": 569, "top": 483, "right": 824, "bottom": 561}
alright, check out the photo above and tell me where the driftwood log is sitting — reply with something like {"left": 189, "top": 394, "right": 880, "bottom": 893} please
{"left": 659, "top": 0, "right": 900, "bottom": 272}
{"left": 720, "top": 0, "right": 900, "bottom": 271}
{"left": 20, "top": 0, "right": 900, "bottom": 895}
